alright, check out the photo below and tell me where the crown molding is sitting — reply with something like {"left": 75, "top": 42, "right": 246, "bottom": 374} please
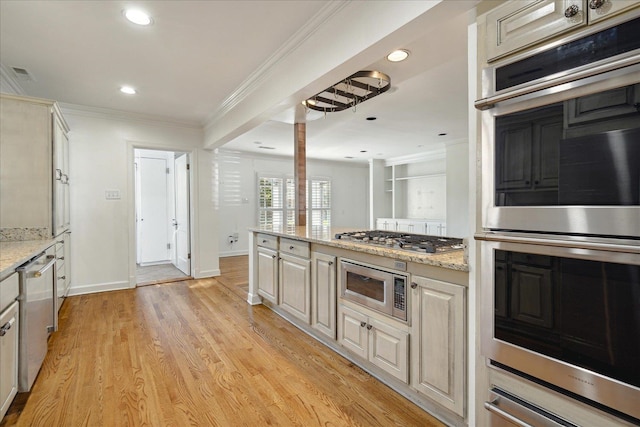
{"left": 203, "top": 1, "right": 349, "bottom": 129}
{"left": 59, "top": 102, "right": 202, "bottom": 130}
{"left": 0, "top": 63, "right": 26, "bottom": 95}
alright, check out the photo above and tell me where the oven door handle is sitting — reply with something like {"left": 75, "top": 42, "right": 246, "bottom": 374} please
{"left": 484, "top": 400, "right": 533, "bottom": 427}
{"left": 485, "top": 388, "right": 578, "bottom": 427}
{"left": 475, "top": 56, "right": 640, "bottom": 110}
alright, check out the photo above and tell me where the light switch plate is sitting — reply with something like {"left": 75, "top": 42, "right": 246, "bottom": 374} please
{"left": 105, "top": 189, "right": 121, "bottom": 200}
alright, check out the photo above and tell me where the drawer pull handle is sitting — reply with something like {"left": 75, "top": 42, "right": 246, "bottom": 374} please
{"left": 360, "top": 321, "right": 366, "bottom": 328}
{"left": 262, "top": 240, "right": 267, "bottom": 244}
{"left": 289, "top": 245, "right": 295, "bottom": 250}
{"left": 564, "top": 4, "right": 579, "bottom": 17}
{"left": 58, "top": 256, "right": 65, "bottom": 260}
{"left": 411, "top": 282, "right": 418, "bottom": 289}
{"left": 58, "top": 276, "right": 66, "bottom": 280}
{"left": 588, "top": 0, "right": 605, "bottom": 9}
{"left": 0, "top": 318, "right": 15, "bottom": 337}
{"left": 366, "top": 324, "right": 373, "bottom": 330}
{"left": 272, "top": 255, "right": 277, "bottom": 259}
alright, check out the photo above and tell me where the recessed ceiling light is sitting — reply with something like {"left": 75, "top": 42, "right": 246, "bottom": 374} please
{"left": 438, "top": 132, "right": 447, "bottom": 136}
{"left": 360, "top": 150, "right": 367, "bottom": 153}
{"left": 124, "top": 9, "right": 153, "bottom": 26}
{"left": 253, "top": 141, "right": 262, "bottom": 145}
{"left": 387, "top": 49, "right": 410, "bottom": 62}
{"left": 258, "top": 146, "right": 275, "bottom": 150}
{"left": 120, "top": 86, "right": 137, "bottom": 95}
{"left": 366, "top": 117, "right": 377, "bottom": 121}
{"left": 344, "top": 156, "right": 354, "bottom": 159}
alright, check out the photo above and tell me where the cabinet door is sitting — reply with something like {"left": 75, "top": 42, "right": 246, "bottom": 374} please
{"left": 311, "top": 252, "right": 336, "bottom": 339}
{"left": 368, "top": 318, "right": 409, "bottom": 383}
{"left": 587, "top": 0, "right": 640, "bottom": 23}
{"left": 486, "top": 0, "right": 586, "bottom": 62}
{"left": 338, "top": 305, "right": 368, "bottom": 360}
{"left": 1, "top": 301, "right": 19, "bottom": 419}
{"left": 0, "top": 97, "right": 52, "bottom": 231}
{"left": 257, "top": 247, "right": 278, "bottom": 304}
{"left": 411, "top": 276, "right": 465, "bottom": 416}
{"left": 53, "top": 115, "right": 66, "bottom": 236}
{"left": 279, "top": 253, "right": 311, "bottom": 323}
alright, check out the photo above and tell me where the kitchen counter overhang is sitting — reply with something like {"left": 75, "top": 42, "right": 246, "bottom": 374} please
{"left": 0, "top": 239, "right": 57, "bottom": 281}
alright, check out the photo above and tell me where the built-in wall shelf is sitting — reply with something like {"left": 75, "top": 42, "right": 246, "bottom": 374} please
{"left": 395, "top": 173, "right": 445, "bottom": 181}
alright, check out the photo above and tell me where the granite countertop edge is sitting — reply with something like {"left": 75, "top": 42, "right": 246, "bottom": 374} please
{"left": 249, "top": 227, "right": 469, "bottom": 272}
{"left": 0, "top": 239, "right": 57, "bottom": 281}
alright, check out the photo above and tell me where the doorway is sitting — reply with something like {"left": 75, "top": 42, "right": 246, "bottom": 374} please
{"left": 134, "top": 149, "right": 191, "bottom": 285}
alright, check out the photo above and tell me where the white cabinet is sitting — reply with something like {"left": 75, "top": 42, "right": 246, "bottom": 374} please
{"left": 377, "top": 218, "right": 447, "bottom": 236}
{"left": 257, "top": 247, "right": 278, "bottom": 304}
{"left": 338, "top": 304, "right": 409, "bottom": 383}
{"left": 411, "top": 276, "right": 466, "bottom": 417}
{"left": 1, "top": 273, "right": 20, "bottom": 420}
{"left": 0, "top": 94, "right": 70, "bottom": 238}
{"left": 279, "top": 239, "right": 311, "bottom": 323}
{"left": 486, "top": 0, "right": 640, "bottom": 62}
{"left": 311, "top": 252, "right": 336, "bottom": 339}
{"left": 54, "top": 232, "right": 71, "bottom": 312}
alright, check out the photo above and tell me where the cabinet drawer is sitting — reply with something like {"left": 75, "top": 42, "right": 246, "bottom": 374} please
{"left": 280, "top": 238, "right": 310, "bottom": 258}
{"left": 0, "top": 273, "right": 19, "bottom": 312}
{"left": 256, "top": 233, "right": 278, "bottom": 250}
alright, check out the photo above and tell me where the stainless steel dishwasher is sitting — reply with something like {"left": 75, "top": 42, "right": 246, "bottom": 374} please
{"left": 16, "top": 246, "right": 57, "bottom": 392}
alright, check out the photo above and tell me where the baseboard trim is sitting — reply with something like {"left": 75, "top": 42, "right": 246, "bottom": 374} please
{"left": 67, "top": 280, "right": 130, "bottom": 296}
{"left": 219, "top": 250, "right": 249, "bottom": 257}
{"left": 194, "top": 269, "right": 221, "bottom": 279}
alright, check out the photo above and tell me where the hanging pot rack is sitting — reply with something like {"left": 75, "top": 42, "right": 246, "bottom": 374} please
{"left": 304, "top": 70, "right": 391, "bottom": 113}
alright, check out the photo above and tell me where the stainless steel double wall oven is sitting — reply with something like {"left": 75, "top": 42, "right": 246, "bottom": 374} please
{"left": 476, "top": 11, "right": 640, "bottom": 423}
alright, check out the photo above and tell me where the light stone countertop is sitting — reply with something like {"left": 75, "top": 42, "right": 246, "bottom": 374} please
{"left": 249, "top": 226, "right": 469, "bottom": 272}
{"left": 0, "top": 239, "right": 57, "bottom": 281}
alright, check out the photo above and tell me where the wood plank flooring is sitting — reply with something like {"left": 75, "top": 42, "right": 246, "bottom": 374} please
{"left": 2, "top": 255, "right": 444, "bottom": 427}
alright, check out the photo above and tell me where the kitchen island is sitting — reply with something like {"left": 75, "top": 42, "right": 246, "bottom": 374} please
{"left": 248, "top": 226, "right": 469, "bottom": 427}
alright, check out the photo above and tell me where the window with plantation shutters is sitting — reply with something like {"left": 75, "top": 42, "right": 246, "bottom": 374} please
{"left": 258, "top": 177, "right": 283, "bottom": 227}
{"left": 310, "top": 179, "right": 331, "bottom": 227}
{"left": 257, "top": 175, "right": 331, "bottom": 228}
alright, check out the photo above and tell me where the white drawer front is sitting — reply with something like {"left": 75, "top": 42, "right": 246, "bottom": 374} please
{"left": 256, "top": 233, "right": 278, "bottom": 250}
{"left": 280, "top": 238, "right": 310, "bottom": 258}
{"left": 0, "top": 273, "right": 19, "bottom": 312}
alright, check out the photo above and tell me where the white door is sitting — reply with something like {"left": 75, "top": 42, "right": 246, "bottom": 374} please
{"left": 174, "top": 154, "right": 190, "bottom": 275}
{"left": 139, "top": 157, "right": 170, "bottom": 264}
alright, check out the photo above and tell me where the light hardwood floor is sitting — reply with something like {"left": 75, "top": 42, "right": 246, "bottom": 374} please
{"left": 2, "top": 255, "right": 444, "bottom": 427}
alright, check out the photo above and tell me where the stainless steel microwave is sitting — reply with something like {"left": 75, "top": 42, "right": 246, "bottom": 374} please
{"left": 478, "top": 234, "right": 640, "bottom": 422}
{"left": 339, "top": 259, "right": 407, "bottom": 322}
{"left": 476, "top": 15, "right": 640, "bottom": 238}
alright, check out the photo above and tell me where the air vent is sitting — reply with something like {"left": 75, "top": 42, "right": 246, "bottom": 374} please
{"left": 11, "top": 67, "right": 35, "bottom": 81}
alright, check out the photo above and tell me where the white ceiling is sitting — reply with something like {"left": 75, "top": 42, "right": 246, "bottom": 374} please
{"left": 0, "top": 1, "right": 474, "bottom": 163}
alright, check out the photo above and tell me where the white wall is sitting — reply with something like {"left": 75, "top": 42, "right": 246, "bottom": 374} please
{"left": 216, "top": 149, "right": 369, "bottom": 257}
{"left": 62, "top": 107, "right": 220, "bottom": 295}
{"left": 446, "top": 141, "right": 470, "bottom": 238}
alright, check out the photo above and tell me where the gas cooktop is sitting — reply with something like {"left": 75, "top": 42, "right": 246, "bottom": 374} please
{"left": 334, "top": 230, "right": 464, "bottom": 254}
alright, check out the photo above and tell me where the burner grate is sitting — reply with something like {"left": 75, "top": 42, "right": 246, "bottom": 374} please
{"left": 334, "top": 230, "right": 463, "bottom": 254}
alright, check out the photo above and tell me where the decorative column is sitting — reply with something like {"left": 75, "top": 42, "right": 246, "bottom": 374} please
{"left": 294, "top": 122, "right": 306, "bottom": 227}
